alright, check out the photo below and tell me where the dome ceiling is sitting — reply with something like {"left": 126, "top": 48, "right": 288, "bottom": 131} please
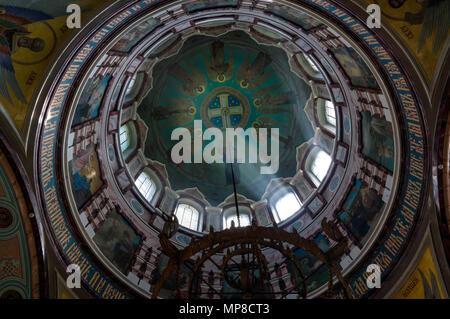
{"left": 138, "top": 31, "right": 314, "bottom": 205}
{"left": 31, "top": 0, "right": 430, "bottom": 300}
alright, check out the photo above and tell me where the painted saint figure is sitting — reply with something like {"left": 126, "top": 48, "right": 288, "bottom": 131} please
{"left": 204, "top": 41, "right": 234, "bottom": 82}
{"left": 152, "top": 97, "right": 197, "bottom": 127}
{"left": 236, "top": 52, "right": 273, "bottom": 90}
{"left": 0, "top": 5, "right": 49, "bottom": 104}
{"left": 168, "top": 62, "right": 207, "bottom": 97}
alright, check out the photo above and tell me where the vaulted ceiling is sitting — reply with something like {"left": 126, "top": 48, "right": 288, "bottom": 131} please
{"left": 0, "top": 0, "right": 448, "bottom": 300}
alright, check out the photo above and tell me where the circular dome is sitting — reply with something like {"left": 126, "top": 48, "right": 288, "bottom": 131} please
{"left": 138, "top": 31, "right": 316, "bottom": 207}
{"left": 34, "top": 0, "right": 429, "bottom": 300}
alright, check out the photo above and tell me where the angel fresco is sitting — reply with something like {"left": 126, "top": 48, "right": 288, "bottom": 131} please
{"left": 110, "top": 17, "right": 161, "bottom": 53}
{"left": 0, "top": 5, "right": 50, "bottom": 104}
{"left": 203, "top": 41, "right": 234, "bottom": 82}
{"left": 69, "top": 146, "right": 103, "bottom": 209}
{"left": 409, "top": 0, "right": 449, "bottom": 53}
{"left": 254, "top": 85, "right": 296, "bottom": 114}
{"left": 331, "top": 47, "right": 379, "bottom": 90}
{"left": 168, "top": 62, "right": 207, "bottom": 97}
{"left": 339, "top": 180, "right": 384, "bottom": 244}
{"left": 378, "top": 0, "right": 450, "bottom": 53}
{"left": 93, "top": 209, "right": 141, "bottom": 274}
{"left": 152, "top": 97, "right": 196, "bottom": 127}
{"left": 285, "top": 247, "right": 330, "bottom": 294}
{"left": 151, "top": 253, "right": 194, "bottom": 298}
{"left": 265, "top": 4, "right": 322, "bottom": 31}
{"left": 184, "top": 0, "right": 238, "bottom": 13}
{"left": 72, "top": 75, "right": 111, "bottom": 126}
{"left": 236, "top": 52, "right": 273, "bottom": 90}
{"left": 361, "top": 111, "right": 395, "bottom": 171}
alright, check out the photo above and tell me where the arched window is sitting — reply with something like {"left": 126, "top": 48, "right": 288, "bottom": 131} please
{"left": 119, "top": 124, "right": 131, "bottom": 152}
{"left": 310, "top": 150, "right": 332, "bottom": 182}
{"left": 125, "top": 73, "right": 137, "bottom": 96}
{"left": 273, "top": 191, "right": 302, "bottom": 223}
{"left": 135, "top": 172, "right": 156, "bottom": 202}
{"left": 174, "top": 203, "right": 200, "bottom": 231}
{"left": 325, "top": 100, "right": 336, "bottom": 126}
{"left": 305, "top": 55, "right": 319, "bottom": 73}
{"left": 224, "top": 210, "right": 251, "bottom": 229}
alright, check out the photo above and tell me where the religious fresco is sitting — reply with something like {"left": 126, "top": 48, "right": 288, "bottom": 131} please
{"left": 314, "top": 233, "right": 331, "bottom": 253}
{"left": 360, "top": 111, "right": 395, "bottom": 172}
{"left": 366, "top": 0, "right": 449, "bottom": 80}
{"left": 338, "top": 180, "right": 384, "bottom": 245}
{"left": 287, "top": 233, "right": 332, "bottom": 293}
{"left": 93, "top": 208, "right": 141, "bottom": 274}
{"left": 330, "top": 47, "right": 380, "bottom": 90}
{"left": 72, "top": 75, "right": 111, "bottom": 127}
{"left": 69, "top": 145, "right": 103, "bottom": 209}
{"left": 265, "top": 3, "right": 323, "bottom": 30}
{"left": 151, "top": 254, "right": 194, "bottom": 298}
{"left": 0, "top": 0, "right": 105, "bottom": 130}
{"left": 287, "top": 247, "right": 329, "bottom": 294}
{"left": 222, "top": 265, "right": 271, "bottom": 299}
{"left": 394, "top": 246, "right": 446, "bottom": 299}
{"left": 222, "top": 271, "right": 243, "bottom": 299}
{"left": 139, "top": 31, "right": 314, "bottom": 206}
{"left": 110, "top": 17, "right": 162, "bottom": 53}
{"left": 184, "top": 0, "right": 239, "bottom": 13}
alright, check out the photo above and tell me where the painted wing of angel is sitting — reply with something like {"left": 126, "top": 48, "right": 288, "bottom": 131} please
{"left": 380, "top": 0, "right": 449, "bottom": 53}
{"left": 415, "top": 0, "right": 450, "bottom": 53}
{"left": 153, "top": 97, "right": 196, "bottom": 127}
{"left": 0, "top": 5, "right": 52, "bottom": 104}
{"left": 256, "top": 91, "right": 296, "bottom": 114}
{"left": 254, "top": 85, "right": 281, "bottom": 99}
{"left": 169, "top": 62, "right": 206, "bottom": 97}
{"left": 236, "top": 52, "right": 273, "bottom": 90}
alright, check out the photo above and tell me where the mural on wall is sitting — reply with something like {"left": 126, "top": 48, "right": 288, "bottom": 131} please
{"left": 314, "top": 233, "right": 331, "bottom": 253}
{"left": 361, "top": 111, "right": 395, "bottom": 172}
{"left": 139, "top": 31, "right": 314, "bottom": 206}
{"left": 0, "top": 147, "right": 40, "bottom": 298}
{"left": 0, "top": 0, "right": 105, "bottom": 130}
{"left": 222, "top": 265, "right": 271, "bottom": 299}
{"left": 72, "top": 75, "right": 111, "bottom": 127}
{"left": 222, "top": 268, "right": 243, "bottom": 299}
{"left": 331, "top": 47, "right": 380, "bottom": 90}
{"left": 69, "top": 145, "right": 103, "bottom": 209}
{"left": 110, "top": 18, "right": 161, "bottom": 53}
{"left": 184, "top": 0, "right": 239, "bottom": 13}
{"left": 338, "top": 180, "right": 384, "bottom": 245}
{"left": 367, "top": 0, "right": 449, "bottom": 80}
{"left": 93, "top": 208, "right": 141, "bottom": 274}
{"left": 265, "top": 3, "right": 323, "bottom": 30}
{"left": 151, "top": 253, "right": 194, "bottom": 298}
{"left": 394, "top": 246, "right": 446, "bottom": 299}
{"left": 287, "top": 247, "right": 329, "bottom": 294}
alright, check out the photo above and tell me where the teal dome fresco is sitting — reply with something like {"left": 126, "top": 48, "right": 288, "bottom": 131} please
{"left": 139, "top": 31, "right": 314, "bottom": 205}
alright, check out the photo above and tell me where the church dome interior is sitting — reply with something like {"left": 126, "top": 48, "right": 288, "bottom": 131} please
{"left": 0, "top": 0, "right": 449, "bottom": 303}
